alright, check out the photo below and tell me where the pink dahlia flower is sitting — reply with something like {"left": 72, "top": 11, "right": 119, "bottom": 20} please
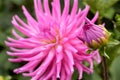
{"left": 6, "top": 0, "right": 101, "bottom": 80}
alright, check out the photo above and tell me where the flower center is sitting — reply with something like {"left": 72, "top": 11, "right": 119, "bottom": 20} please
{"left": 40, "top": 27, "right": 62, "bottom": 45}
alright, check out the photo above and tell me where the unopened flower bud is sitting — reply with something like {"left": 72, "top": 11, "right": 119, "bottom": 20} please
{"left": 82, "top": 21, "right": 110, "bottom": 49}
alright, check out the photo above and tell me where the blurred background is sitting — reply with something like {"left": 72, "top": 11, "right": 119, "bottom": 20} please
{"left": 0, "top": 0, "right": 120, "bottom": 80}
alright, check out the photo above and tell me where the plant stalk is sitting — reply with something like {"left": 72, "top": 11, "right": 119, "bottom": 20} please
{"left": 102, "top": 56, "right": 109, "bottom": 80}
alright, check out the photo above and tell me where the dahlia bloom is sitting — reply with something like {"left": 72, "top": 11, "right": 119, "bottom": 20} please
{"left": 6, "top": 0, "right": 101, "bottom": 80}
{"left": 81, "top": 13, "right": 110, "bottom": 49}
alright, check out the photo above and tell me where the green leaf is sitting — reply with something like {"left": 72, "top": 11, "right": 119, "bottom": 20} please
{"left": 14, "top": 75, "right": 30, "bottom": 80}
{"left": 82, "top": 71, "right": 102, "bottom": 80}
{"left": 83, "top": 0, "right": 118, "bottom": 18}
{"left": 110, "top": 55, "right": 120, "bottom": 80}
{"left": 114, "top": 14, "right": 120, "bottom": 32}
{"left": 72, "top": 69, "right": 102, "bottom": 80}
{"left": 4, "top": 75, "right": 12, "bottom": 80}
{"left": 10, "top": 0, "right": 24, "bottom": 5}
{"left": 115, "top": 14, "right": 120, "bottom": 24}
{"left": 103, "top": 8, "right": 115, "bottom": 19}
{"left": 105, "top": 39, "right": 120, "bottom": 65}
{"left": 0, "top": 50, "right": 17, "bottom": 75}
{"left": 72, "top": 69, "right": 79, "bottom": 80}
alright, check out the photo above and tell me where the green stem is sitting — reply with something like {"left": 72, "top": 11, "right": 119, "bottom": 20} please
{"left": 99, "top": 47, "right": 109, "bottom": 80}
{"left": 102, "top": 56, "right": 109, "bottom": 80}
